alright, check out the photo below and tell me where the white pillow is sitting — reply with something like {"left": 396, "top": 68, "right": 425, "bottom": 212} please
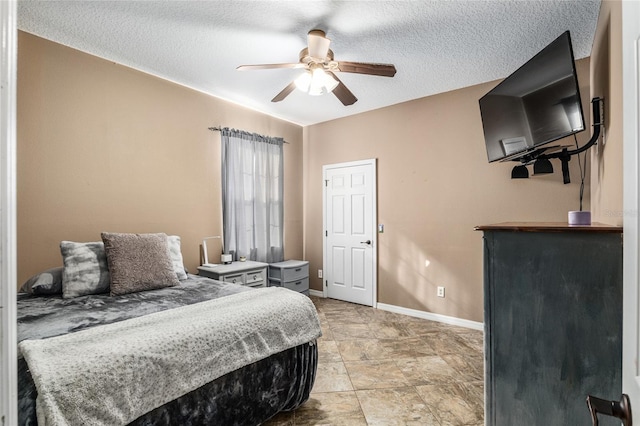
{"left": 167, "top": 235, "right": 188, "bottom": 280}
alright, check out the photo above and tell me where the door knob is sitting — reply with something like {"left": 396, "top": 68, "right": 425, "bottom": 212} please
{"left": 360, "top": 240, "right": 372, "bottom": 245}
{"left": 587, "top": 394, "right": 633, "bottom": 426}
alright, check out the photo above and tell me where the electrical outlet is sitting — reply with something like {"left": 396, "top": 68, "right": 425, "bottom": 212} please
{"left": 437, "top": 286, "right": 445, "bottom": 298}
{"left": 318, "top": 269, "right": 323, "bottom": 279}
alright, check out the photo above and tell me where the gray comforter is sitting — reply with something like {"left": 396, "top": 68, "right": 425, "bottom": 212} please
{"left": 17, "top": 275, "right": 319, "bottom": 425}
{"left": 17, "top": 274, "right": 253, "bottom": 344}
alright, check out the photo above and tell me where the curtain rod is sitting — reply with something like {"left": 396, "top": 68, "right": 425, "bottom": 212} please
{"left": 208, "top": 126, "right": 289, "bottom": 144}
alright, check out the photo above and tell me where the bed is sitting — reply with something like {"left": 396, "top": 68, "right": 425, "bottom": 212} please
{"left": 16, "top": 233, "right": 321, "bottom": 426}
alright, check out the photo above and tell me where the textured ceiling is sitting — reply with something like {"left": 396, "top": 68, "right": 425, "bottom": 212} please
{"left": 18, "top": 0, "right": 601, "bottom": 126}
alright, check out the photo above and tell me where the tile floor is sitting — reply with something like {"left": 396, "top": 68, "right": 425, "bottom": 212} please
{"left": 264, "top": 296, "right": 484, "bottom": 426}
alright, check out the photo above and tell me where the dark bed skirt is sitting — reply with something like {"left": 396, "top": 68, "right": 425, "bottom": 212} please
{"left": 19, "top": 342, "right": 317, "bottom": 426}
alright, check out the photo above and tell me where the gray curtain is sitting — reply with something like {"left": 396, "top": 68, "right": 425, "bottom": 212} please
{"left": 221, "top": 128, "right": 284, "bottom": 263}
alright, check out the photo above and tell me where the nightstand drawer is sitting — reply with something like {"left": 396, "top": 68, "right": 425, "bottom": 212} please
{"left": 269, "top": 261, "right": 309, "bottom": 282}
{"left": 283, "top": 277, "right": 309, "bottom": 292}
{"left": 245, "top": 269, "right": 266, "bottom": 286}
{"left": 222, "top": 273, "right": 243, "bottom": 285}
{"left": 283, "top": 264, "right": 308, "bottom": 282}
{"left": 268, "top": 277, "right": 309, "bottom": 293}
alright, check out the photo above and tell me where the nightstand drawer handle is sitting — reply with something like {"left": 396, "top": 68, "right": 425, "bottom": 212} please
{"left": 295, "top": 268, "right": 301, "bottom": 272}
{"left": 232, "top": 279, "right": 237, "bottom": 283}
{"left": 295, "top": 281, "right": 301, "bottom": 285}
{"left": 253, "top": 275, "right": 257, "bottom": 280}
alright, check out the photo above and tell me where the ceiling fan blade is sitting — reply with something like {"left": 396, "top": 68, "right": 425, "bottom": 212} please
{"left": 271, "top": 81, "right": 297, "bottom": 102}
{"left": 237, "top": 63, "right": 304, "bottom": 71}
{"left": 336, "top": 61, "right": 397, "bottom": 77}
{"left": 327, "top": 72, "right": 357, "bottom": 106}
{"left": 308, "top": 29, "right": 331, "bottom": 60}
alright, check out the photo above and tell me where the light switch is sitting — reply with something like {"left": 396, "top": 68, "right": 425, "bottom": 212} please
{"left": 378, "top": 224, "right": 384, "bottom": 233}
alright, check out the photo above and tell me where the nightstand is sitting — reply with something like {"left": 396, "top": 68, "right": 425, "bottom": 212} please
{"left": 197, "top": 261, "right": 268, "bottom": 288}
{"left": 268, "top": 260, "right": 309, "bottom": 295}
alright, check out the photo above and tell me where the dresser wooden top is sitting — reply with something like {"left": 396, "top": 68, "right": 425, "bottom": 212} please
{"left": 475, "top": 222, "right": 622, "bottom": 233}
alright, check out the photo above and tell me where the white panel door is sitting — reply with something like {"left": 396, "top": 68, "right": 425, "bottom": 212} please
{"left": 323, "top": 159, "right": 376, "bottom": 306}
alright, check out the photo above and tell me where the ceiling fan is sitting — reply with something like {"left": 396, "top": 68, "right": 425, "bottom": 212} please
{"left": 237, "top": 29, "right": 397, "bottom": 106}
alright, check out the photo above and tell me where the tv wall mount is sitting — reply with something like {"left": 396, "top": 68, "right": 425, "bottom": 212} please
{"left": 511, "top": 97, "right": 603, "bottom": 184}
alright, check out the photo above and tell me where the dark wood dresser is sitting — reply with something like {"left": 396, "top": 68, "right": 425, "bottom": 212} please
{"left": 476, "top": 222, "right": 623, "bottom": 426}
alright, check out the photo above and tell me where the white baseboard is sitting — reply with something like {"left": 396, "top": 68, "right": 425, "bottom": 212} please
{"left": 376, "top": 302, "right": 483, "bottom": 331}
{"left": 307, "top": 292, "right": 482, "bottom": 331}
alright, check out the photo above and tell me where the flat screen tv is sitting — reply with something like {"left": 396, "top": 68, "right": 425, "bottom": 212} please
{"left": 479, "top": 31, "right": 585, "bottom": 163}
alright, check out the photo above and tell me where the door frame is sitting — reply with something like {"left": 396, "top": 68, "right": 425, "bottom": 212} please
{"left": 0, "top": 1, "right": 18, "bottom": 424}
{"left": 622, "top": 0, "right": 640, "bottom": 402}
{"left": 322, "top": 158, "right": 377, "bottom": 307}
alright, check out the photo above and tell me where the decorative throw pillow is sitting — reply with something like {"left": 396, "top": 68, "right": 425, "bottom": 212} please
{"left": 60, "top": 241, "right": 111, "bottom": 299}
{"left": 167, "top": 235, "right": 188, "bottom": 280}
{"left": 101, "top": 232, "right": 180, "bottom": 296}
{"left": 20, "top": 266, "right": 64, "bottom": 295}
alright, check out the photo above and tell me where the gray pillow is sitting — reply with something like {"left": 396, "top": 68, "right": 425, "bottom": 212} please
{"left": 102, "top": 232, "right": 180, "bottom": 296}
{"left": 20, "top": 266, "right": 64, "bottom": 295}
{"left": 60, "top": 241, "right": 111, "bottom": 299}
{"left": 167, "top": 235, "right": 188, "bottom": 280}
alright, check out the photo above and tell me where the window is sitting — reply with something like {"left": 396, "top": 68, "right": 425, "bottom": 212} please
{"left": 220, "top": 128, "right": 284, "bottom": 263}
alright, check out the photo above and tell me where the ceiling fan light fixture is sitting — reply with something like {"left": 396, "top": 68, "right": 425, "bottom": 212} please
{"left": 309, "top": 68, "right": 326, "bottom": 95}
{"left": 308, "top": 84, "right": 323, "bottom": 96}
{"left": 295, "top": 67, "right": 338, "bottom": 96}
{"left": 323, "top": 72, "right": 339, "bottom": 92}
{"left": 294, "top": 71, "right": 312, "bottom": 92}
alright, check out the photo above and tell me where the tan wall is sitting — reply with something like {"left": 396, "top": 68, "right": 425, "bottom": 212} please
{"left": 304, "top": 59, "right": 592, "bottom": 323}
{"left": 17, "top": 31, "right": 304, "bottom": 286}
{"left": 18, "top": 26, "right": 611, "bottom": 324}
{"left": 590, "top": 0, "right": 623, "bottom": 225}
